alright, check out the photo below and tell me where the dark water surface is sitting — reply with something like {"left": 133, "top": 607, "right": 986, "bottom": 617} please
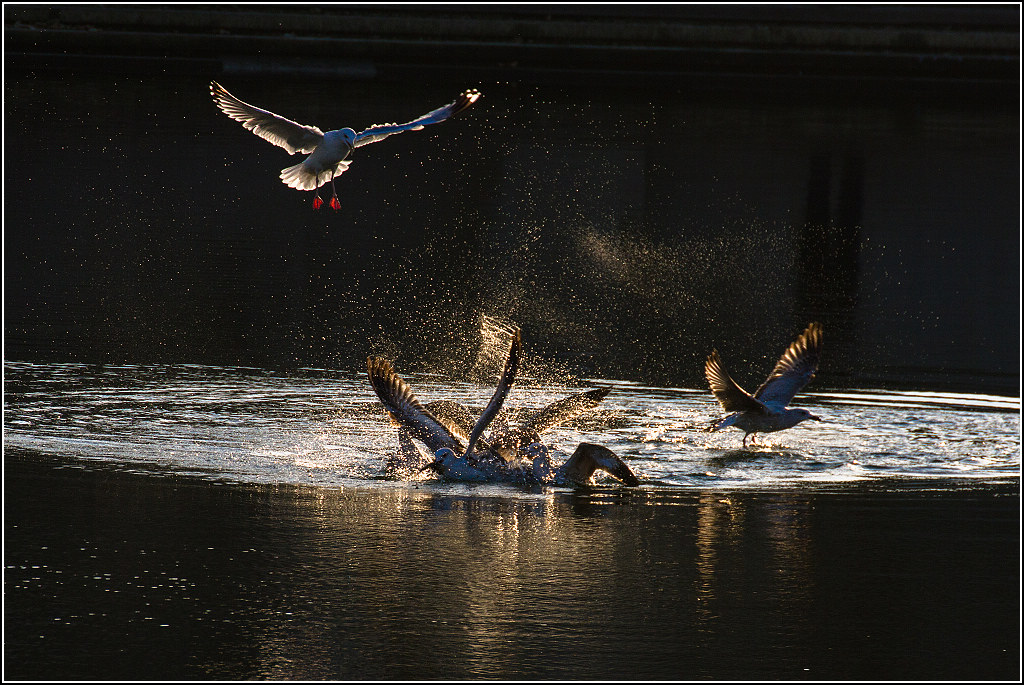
{"left": 3, "top": 361, "right": 1020, "bottom": 680}
{"left": 4, "top": 453, "right": 1019, "bottom": 681}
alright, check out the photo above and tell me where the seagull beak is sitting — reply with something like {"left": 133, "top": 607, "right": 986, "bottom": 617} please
{"left": 418, "top": 460, "right": 443, "bottom": 474}
{"left": 810, "top": 414, "right": 822, "bottom": 421}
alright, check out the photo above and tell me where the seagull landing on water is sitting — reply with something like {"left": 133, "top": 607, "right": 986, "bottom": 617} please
{"left": 210, "top": 81, "right": 481, "bottom": 210}
{"left": 705, "top": 322, "right": 824, "bottom": 448}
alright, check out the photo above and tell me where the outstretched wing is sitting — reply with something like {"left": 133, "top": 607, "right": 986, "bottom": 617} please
{"left": 210, "top": 81, "right": 324, "bottom": 154}
{"left": 367, "top": 357, "right": 462, "bottom": 453}
{"left": 523, "top": 387, "right": 611, "bottom": 435}
{"left": 421, "top": 399, "right": 499, "bottom": 452}
{"left": 422, "top": 400, "right": 475, "bottom": 444}
{"left": 353, "top": 89, "right": 481, "bottom": 148}
{"left": 463, "top": 328, "right": 521, "bottom": 460}
{"left": 705, "top": 350, "right": 767, "bottom": 414}
{"left": 753, "top": 322, "right": 823, "bottom": 409}
{"left": 559, "top": 443, "right": 640, "bottom": 487}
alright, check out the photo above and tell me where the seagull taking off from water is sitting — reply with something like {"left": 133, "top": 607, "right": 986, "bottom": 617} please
{"left": 705, "top": 322, "right": 824, "bottom": 447}
{"left": 210, "top": 81, "right": 481, "bottom": 210}
{"left": 366, "top": 331, "right": 639, "bottom": 487}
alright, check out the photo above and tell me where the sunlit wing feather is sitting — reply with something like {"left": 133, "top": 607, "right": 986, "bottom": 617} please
{"left": 705, "top": 350, "right": 767, "bottom": 414}
{"left": 210, "top": 81, "right": 323, "bottom": 154}
{"left": 367, "top": 357, "right": 463, "bottom": 453}
{"left": 523, "top": 387, "right": 611, "bottom": 435}
{"left": 486, "top": 409, "right": 512, "bottom": 438}
{"left": 753, "top": 322, "right": 823, "bottom": 409}
{"left": 353, "top": 89, "right": 481, "bottom": 148}
{"left": 463, "top": 328, "right": 521, "bottom": 459}
{"left": 395, "top": 429, "right": 431, "bottom": 465}
{"left": 423, "top": 399, "right": 493, "bottom": 450}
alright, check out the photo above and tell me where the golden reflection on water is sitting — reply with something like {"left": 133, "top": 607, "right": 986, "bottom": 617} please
{"left": 216, "top": 483, "right": 824, "bottom": 678}
{"left": 6, "top": 449, "right": 1018, "bottom": 681}
{"left": 694, "top": 493, "right": 738, "bottom": 621}
{"left": 228, "top": 486, "right": 576, "bottom": 679}
{"left": 693, "top": 490, "right": 814, "bottom": 645}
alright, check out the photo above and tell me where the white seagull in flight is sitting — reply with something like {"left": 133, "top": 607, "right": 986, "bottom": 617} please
{"left": 705, "top": 322, "right": 824, "bottom": 447}
{"left": 210, "top": 81, "right": 481, "bottom": 210}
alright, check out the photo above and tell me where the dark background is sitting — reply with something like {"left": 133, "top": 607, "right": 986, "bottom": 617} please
{"left": 4, "top": 4, "right": 1020, "bottom": 393}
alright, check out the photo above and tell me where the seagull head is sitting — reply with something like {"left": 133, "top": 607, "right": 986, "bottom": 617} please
{"left": 337, "top": 128, "right": 357, "bottom": 145}
{"left": 434, "top": 447, "right": 459, "bottom": 465}
{"left": 790, "top": 408, "right": 821, "bottom": 425}
{"left": 418, "top": 447, "right": 458, "bottom": 475}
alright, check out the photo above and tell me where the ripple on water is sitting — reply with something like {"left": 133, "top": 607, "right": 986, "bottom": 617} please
{"left": 2, "top": 361, "right": 1020, "bottom": 490}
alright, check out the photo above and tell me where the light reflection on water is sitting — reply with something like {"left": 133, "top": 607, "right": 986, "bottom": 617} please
{"left": 3, "top": 360, "right": 1019, "bottom": 490}
{"left": 4, "top": 451, "right": 1018, "bottom": 680}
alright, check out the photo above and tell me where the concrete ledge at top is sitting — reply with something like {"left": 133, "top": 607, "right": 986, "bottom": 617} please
{"left": 5, "top": 4, "right": 1020, "bottom": 54}
{"left": 221, "top": 57, "right": 378, "bottom": 80}
{"left": 5, "top": 4, "right": 1018, "bottom": 93}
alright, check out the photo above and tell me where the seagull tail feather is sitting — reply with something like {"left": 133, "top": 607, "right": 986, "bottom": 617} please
{"left": 280, "top": 160, "right": 352, "bottom": 190}
{"left": 708, "top": 414, "right": 739, "bottom": 433}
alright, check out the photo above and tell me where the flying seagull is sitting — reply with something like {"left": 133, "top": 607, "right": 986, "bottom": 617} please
{"left": 705, "top": 322, "right": 824, "bottom": 447}
{"left": 210, "top": 81, "right": 481, "bottom": 209}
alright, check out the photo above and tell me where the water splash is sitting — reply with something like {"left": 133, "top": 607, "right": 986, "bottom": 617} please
{"left": 4, "top": 361, "right": 1018, "bottom": 491}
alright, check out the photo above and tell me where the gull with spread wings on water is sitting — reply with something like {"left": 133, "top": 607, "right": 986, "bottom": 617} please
{"left": 210, "top": 81, "right": 481, "bottom": 210}
{"left": 705, "top": 322, "right": 824, "bottom": 448}
{"left": 366, "top": 330, "right": 639, "bottom": 487}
